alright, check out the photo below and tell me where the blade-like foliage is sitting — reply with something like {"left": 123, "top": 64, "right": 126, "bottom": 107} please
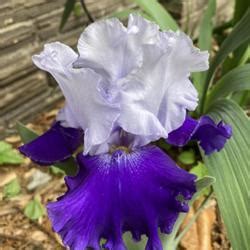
{"left": 110, "top": 9, "right": 153, "bottom": 22}
{"left": 198, "top": 0, "right": 216, "bottom": 51}
{"left": 233, "top": 0, "right": 250, "bottom": 24}
{"left": 206, "top": 8, "right": 250, "bottom": 83}
{"left": 110, "top": 9, "right": 135, "bottom": 19}
{"left": 17, "top": 122, "right": 38, "bottom": 143}
{"left": 223, "top": 0, "right": 250, "bottom": 74}
{"left": 133, "top": 0, "right": 179, "bottom": 31}
{"left": 17, "top": 122, "right": 78, "bottom": 176}
{"left": 60, "top": 0, "right": 77, "bottom": 31}
{"left": 232, "top": 90, "right": 250, "bottom": 107}
{"left": 206, "top": 64, "right": 250, "bottom": 108}
{"left": 200, "top": 8, "right": 250, "bottom": 112}
{"left": 193, "top": 0, "right": 216, "bottom": 97}
{"left": 203, "top": 99, "right": 249, "bottom": 249}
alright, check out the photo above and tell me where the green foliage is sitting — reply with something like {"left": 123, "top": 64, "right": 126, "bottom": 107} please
{"left": 60, "top": 0, "right": 77, "bottom": 31}
{"left": 193, "top": 0, "right": 216, "bottom": 96}
{"left": 207, "top": 64, "right": 250, "bottom": 108}
{"left": 203, "top": 99, "right": 249, "bottom": 250}
{"left": 17, "top": 122, "right": 38, "bottom": 144}
{"left": 200, "top": 8, "right": 250, "bottom": 246}
{"left": 221, "top": 2, "right": 250, "bottom": 72}
{"left": 233, "top": 0, "right": 250, "bottom": 24}
{"left": 198, "top": 0, "right": 216, "bottom": 51}
{"left": 156, "top": 139, "right": 171, "bottom": 152}
{"left": 74, "top": 2, "right": 82, "bottom": 17}
{"left": 222, "top": 43, "right": 250, "bottom": 73}
{"left": 60, "top": 0, "right": 94, "bottom": 31}
{"left": 53, "top": 158, "right": 78, "bottom": 176}
{"left": 178, "top": 150, "right": 196, "bottom": 165}
{"left": 50, "top": 165, "right": 65, "bottom": 176}
{"left": 0, "top": 141, "right": 24, "bottom": 165}
{"left": 232, "top": 90, "right": 250, "bottom": 107}
{"left": 133, "top": 0, "right": 179, "bottom": 31}
{"left": 24, "top": 196, "right": 45, "bottom": 220}
{"left": 3, "top": 179, "right": 21, "bottom": 198}
{"left": 110, "top": 9, "right": 135, "bottom": 19}
{"left": 123, "top": 233, "right": 147, "bottom": 250}
{"left": 190, "top": 162, "right": 210, "bottom": 196}
{"left": 200, "top": 8, "right": 250, "bottom": 112}
{"left": 17, "top": 122, "right": 78, "bottom": 176}
{"left": 190, "top": 162, "right": 208, "bottom": 179}
{"left": 207, "top": 8, "right": 250, "bottom": 83}
{"left": 194, "top": 176, "right": 215, "bottom": 193}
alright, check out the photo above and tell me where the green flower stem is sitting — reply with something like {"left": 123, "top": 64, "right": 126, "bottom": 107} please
{"left": 80, "top": 0, "right": 94, "bottom": 22}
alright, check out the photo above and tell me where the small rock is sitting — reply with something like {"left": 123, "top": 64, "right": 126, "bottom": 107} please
{"left": 30, "top": 231, "right": 48, "bottom": 242}
{"left": 27, "top": 169, "right": 51, "bottom": 191}
{"left": 5, "top": 135, "right": 21, "bottom": 144}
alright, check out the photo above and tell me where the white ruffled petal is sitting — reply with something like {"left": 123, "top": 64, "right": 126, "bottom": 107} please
{"left": 32, "top": 42, "right": 120, "bottom": 154}
{"left": 117, "top": 45, "right": 168, "bottom": 141}
{"left": 56, "top": 103, "right": 80, "bottom": 128}
{"left": 32, "top": 16, "right": 209, "bottom": 154}
{"left": 168, "top": 32, "right": 209, "bottom": 74}
{"left": 117, "top": 30, "right": 206, "bottom": 142}
{"left": 158, "top": 79, "right": 198, "bottom": 133}
{"left": 32, "top": 42, "right": 77, "bottom": 73}
{"left": 155, "top": 31, "right": 207, "bottom": 133}
{"left": 75, "top": 18, "right": 140, "bottom": 82}
{"left": 127, "top": 13, "right": 160, "bottom": 44}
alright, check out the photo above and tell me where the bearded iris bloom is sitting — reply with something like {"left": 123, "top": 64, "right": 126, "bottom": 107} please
{"left": 19, "top": 14, "right": 232, "bottom": 250}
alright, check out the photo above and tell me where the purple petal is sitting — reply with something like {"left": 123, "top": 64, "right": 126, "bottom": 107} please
{"left": 192, "top": 116, "right": 232, "bottom": 155}
{"left": 167, "top": 116, "right": 197, "bottom": 146}
{"left": 167, "top": 115, "right": 232, "bottom": 155}
{"left": 47, "top": 146, "right": 196, "bottom": 250}
{"left": 19, "top": 122, "right": 83, "bottom": 165}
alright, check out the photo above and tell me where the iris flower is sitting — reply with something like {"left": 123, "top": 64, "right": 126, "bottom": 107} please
{"left": 19, "top": 14, "right": 232, "bottom": 250}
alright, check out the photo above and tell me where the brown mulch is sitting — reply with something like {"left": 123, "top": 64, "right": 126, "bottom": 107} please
{"left": 0, "top": 104, "right": 231, "bottom": 250}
